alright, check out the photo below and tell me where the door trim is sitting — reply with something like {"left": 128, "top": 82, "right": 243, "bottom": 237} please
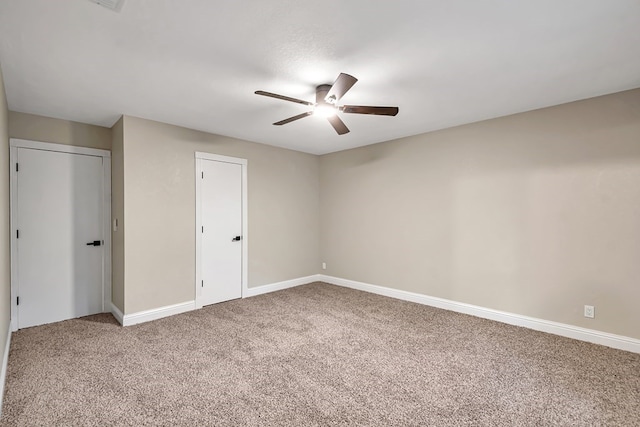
{"left": 194, "top": 152, "right": 248, "bottom": 309}
{"left": 9, "top": 139, "right": 112, "bottom": 331}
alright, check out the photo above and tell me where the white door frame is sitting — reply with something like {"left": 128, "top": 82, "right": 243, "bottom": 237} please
{"left": 9, "top": 139, "right": 112, "bottom": 331}
{"left": 195, "top": 152, "right": 248, "bottom": 309}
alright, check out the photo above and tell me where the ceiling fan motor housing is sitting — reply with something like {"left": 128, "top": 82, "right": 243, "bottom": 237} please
{"left": 316, "top": 84, "right": 332, "bottom": 105}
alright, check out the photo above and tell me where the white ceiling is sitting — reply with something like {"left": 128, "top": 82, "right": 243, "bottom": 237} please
{"left": 1, "top": 1, "right": 639, "bottom": 155}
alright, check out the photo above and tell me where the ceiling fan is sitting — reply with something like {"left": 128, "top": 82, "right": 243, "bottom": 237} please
{"left": 255, "top": 73, "right": 399, "bottom": 135}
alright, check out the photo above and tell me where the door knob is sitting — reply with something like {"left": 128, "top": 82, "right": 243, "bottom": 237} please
{"left": 86, "top": 240, "right": 102, "bottom": 246}
{"left": 231, "top": 236, "right": 242, "bottom": 242}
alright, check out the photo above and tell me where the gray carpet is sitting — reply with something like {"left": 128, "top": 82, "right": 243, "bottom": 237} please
{"left": 1, "top": 282, "right": 639, "bottom": 426}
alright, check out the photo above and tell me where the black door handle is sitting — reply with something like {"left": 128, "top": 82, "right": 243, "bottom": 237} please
{"left": 86, "top": 240, "right": 102, "bottom": 246}
{"left": 231, "top": 236, "right": 242, "bottom": 242}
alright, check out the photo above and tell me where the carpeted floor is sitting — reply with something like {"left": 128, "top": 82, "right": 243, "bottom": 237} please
{"left": 1, "top": 282, "right": 639, "bottom": 426}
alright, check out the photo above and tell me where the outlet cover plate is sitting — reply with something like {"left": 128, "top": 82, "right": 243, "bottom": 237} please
{"left": 584, "top": 305, "right": 595, "bottom": 318}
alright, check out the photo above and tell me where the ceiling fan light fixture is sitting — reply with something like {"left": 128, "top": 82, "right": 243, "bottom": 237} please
{"left": 313, "top": 104, "right": 337, "bottom": 118}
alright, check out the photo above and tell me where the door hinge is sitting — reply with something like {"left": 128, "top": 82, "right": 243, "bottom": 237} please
{"left": 17, "top": 296, "right": 19, "bottom": 305}
{"left": 201, "top": 280, "right": 203, "bottom": 288}
{"left": 16, "top": 163, "right": 19, "bottom": 172}
{"left": 201, "top": 171, "right": 204, "bottom": 179}
{"left": 201, "top": 226, "right": 204, "bottom": 233}
{"left": 16, "top": 229, "right": 19, "bottom": 239}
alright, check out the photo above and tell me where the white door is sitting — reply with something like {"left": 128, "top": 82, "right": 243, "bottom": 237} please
{"left": 200, "top": 159, "right": 243, "bottom": 306}
{"left": 15, "top": 147, "right": 105, "bottom": 328}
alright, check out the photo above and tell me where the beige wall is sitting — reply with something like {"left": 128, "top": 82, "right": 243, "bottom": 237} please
{"left": 111, "top": 117, "right": 124, "bottom": 312}
{"left": 8, "top": 111, "right": 111, "bottom": 150}
{"left": 3, "top": 87, "right": 637, "bottom": 343}
{"left": 121, "top": 116, "right": 320, "bottom": 314}
{"left": 0, "top": 65, "right": 10, "bottom": 393}
{"left": 320, "top": 88, "right": 640, "bottom": 340}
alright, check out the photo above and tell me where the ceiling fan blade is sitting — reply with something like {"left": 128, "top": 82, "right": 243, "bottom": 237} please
{"left": 255, "top": 90, "right": 314, "bottom": 106}
{"left": 273, "top": 111, "right": 314, "bottom": 126}
{"left": 341, "top": 105, "right": 399, "bottom": 116}
{"left": 324, "top": 73, "right": 358, "bottom": 104}
{"left": 327, "top": 115, "right": 350, "bottom": 135}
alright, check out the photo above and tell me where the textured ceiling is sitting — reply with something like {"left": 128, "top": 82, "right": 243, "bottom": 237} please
{"left": 1, "top": 0, "right": 639, "bottom": 154}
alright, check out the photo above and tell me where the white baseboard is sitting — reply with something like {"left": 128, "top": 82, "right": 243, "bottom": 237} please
{"left": 319, "top": 275, "right": 640, "bottom": 354}
{"left": 110, "top": 303, "right": 124, "bottom": 325}
{"left": 108, "top": 275, "right": 640, "bottom": 354}
{"left": 122, "top": 301, "right": 195, "bottom": 327}
{"left": 0, "top": 320, "right": 13, "bottom": 418}
{"left": 244, "top": 274, "right": 322, "bottom": 298}
{"left": 115, "top": 275, "right": 323, "bottom": 327}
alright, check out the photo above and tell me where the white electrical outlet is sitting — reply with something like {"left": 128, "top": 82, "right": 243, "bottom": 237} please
{"left": 584, "top": 305, "right": 595, "bottom": 318}
{"left": 322, "top": 262, "right": 326, "bottom": 270}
